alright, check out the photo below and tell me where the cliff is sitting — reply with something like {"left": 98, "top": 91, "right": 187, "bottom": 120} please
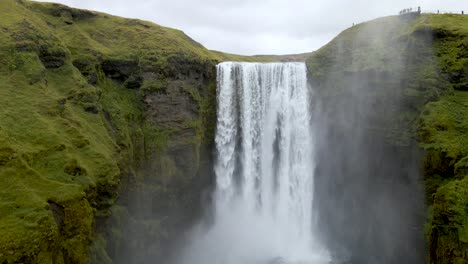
{"left": 0, "top": 0, "right": 259, "bottom": 262}
{"left": 0, "top": 0, "right": 467, "bottom": 263}
{"left": 307, "top": 13, "right": 468, "bottom": 263}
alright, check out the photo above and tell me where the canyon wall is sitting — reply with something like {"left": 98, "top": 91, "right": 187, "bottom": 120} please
{"left": 0, "top": 1, "right": 467, "bottom": 263}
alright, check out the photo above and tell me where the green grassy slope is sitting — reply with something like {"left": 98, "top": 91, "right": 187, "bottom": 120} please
{"left": 0, "top": 1, "right": 128, "bottom": 262}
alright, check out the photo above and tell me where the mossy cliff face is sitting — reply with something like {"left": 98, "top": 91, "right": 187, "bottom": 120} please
{"left": 0, "top": 0, "right": 226, "bottom": 263}
{"left": 418, "top": 14, "right": 468, "bottom": 262}
{"left": 101, "top": 57, "right": 219, "bottom": 263}
{"left": 306, "top": 14, "right": 468, "bottom": 263}
{"left": 414, "top": 15, "right": 468, "bottom": 264}
{"left": 307, "top": 15, "right": 435, "bottom": 263}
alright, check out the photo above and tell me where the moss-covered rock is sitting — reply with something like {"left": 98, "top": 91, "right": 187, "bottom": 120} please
{"left": 0, "top": 0, "right": 218, "bottom": 262}
{"left": 429, "top": 178, "right": 468, "bottom": 264}
{"left": 306, "top": 13, "right": 468, "bottom": 263}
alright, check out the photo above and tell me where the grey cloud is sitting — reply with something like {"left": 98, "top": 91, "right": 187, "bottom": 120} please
{"left": 34, "top": 0, "right": 467, "bottom": 55}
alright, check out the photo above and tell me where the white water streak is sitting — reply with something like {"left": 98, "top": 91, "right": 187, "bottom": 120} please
{"left": 213, "top": 62, "right": 328, "bottom": 263}
{"left": 180, "top": 62, "right": 329, "bottom": 264}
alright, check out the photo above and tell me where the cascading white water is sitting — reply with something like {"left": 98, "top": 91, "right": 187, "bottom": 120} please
{"left": 180, "top": 62, "right": 329, "bottom": 264}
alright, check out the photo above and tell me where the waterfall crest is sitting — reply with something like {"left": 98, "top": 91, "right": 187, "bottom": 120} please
{"left": 180, "top": 62, "right": 329, "bottom": 264}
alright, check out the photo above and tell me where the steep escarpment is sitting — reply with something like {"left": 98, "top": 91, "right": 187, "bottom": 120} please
{"left": 306, "top": 14, "right": 468, "bottom": 263}
{"left": 307, "top": 15, "right": 435, "bottom": 263}
{"left": 0, "top": 0, "right": 243, "bottom": 263}
{"left": 418, "top": 15, "right": 468, "bottom": 263}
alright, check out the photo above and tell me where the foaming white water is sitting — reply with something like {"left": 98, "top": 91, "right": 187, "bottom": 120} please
{"left": 180, "top": 62, "right": 329, "bottom": 264}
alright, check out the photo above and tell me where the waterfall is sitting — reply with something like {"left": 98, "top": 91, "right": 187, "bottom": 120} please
{"left": 179, "top": 62, "right": 329, "bottom": 264}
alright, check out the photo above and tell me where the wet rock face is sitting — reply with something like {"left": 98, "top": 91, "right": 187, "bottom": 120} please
{"left": 106, "top": 55, "right": 217, "bottom": 264}
{"left": 144, "top": 56, "right": 215, "bottom": 147}
{"left": 142, "top": 55, "right": 216, "bottom": 202}
{"left": 166, "top": 54, "right": 214, "bottom": 80}
{"left": 144, "top": 83, "right": 198, "bottom": 128}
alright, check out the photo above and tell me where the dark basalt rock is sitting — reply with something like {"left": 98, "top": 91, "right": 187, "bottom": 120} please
{"left": 38, "top": 45, "right": 66, "bottom": 68}
{"left": 454, "top": 82, "right": 468, "bottom": 91}
{"left": 166, "top": 54, "right": 215, "bottom": 81}
{"left": 144, "top": 82, "right": 199, "bottom": 129}
{"left": 124, "top": 74, "right": 143, "bottom": 89}
{"left": 48, "top": 201, "right": 65, "bottom": 230}
{"left": 72, "top": 58, "right": 98, "bottom": 84}
{"left": 83, "top": 104, "right": 99, "bottom": 114}
{"left": 102, "top": 58, "right": 139, "bottom": 82}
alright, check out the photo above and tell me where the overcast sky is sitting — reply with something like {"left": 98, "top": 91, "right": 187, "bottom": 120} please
{"left": 34, "top": 0, "right": 466, "bottom": 55}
